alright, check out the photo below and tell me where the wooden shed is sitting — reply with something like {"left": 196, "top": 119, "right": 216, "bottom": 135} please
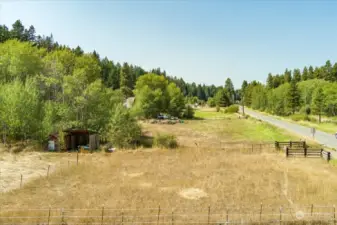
{"left": 63, "top": 128, "right": 100, "bottom": 151}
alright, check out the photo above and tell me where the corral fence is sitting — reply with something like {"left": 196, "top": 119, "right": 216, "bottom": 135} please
{"left": 284, "top": 147, "right": 331, "bottom": 162}
{"left": 275, "top": 141, "right": 332, "bottom": 162}
{"left": 0, "top": 205, "right": 337, "bottom": 225}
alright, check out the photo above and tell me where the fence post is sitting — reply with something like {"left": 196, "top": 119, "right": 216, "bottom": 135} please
{"left": 279, "top": 206, "right": 282, "bottom": 225}
{"left": 47, "top": 207, "right": 51, "bottom": 225}
{"left": 47, "top": 165, "right": 50, "bottom": 178}
{"left": 20, "top": 174, "right": 23, "bottom": 188}
{"left": 275, "top": 141, "right": 279, "bottom": 149}
{"left": 311, "top": 204, "right": 313, "bottom": 216}
{"left": 327, "top": 152, "right": 331, "bottom": 162}
{"left": 208, "top": 205, "right": 211, "bottom": 225}
{"left": 101, "top": 206, "right": 104, "bottom": 225}
{"left": 286, "top": 147, "right": 289, "bottom": 157}
{"left": 290, "top": 141, "right": 292, "bottom": 148}
{"left": 304, "top": 146, "right": 307, "bottom": 157}
{"left": 260, "top": 203, "right": 263, "bottom": 223}
{"left": 333, "top": 205, "right": 336, "bottom": 225}
{"left": 61, "top": 208, "right": 65, "bottom": 225}
{"left": 157, "top": 205, "right": 161, "bottom": 225}
{"left": 77, "top": 151, "right": 79, "bottom": 166}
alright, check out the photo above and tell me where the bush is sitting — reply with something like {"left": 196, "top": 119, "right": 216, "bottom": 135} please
{"left": 289, "top": 114, "right": 310, "bottom": 122}
{"left": 216, "top": 105, "right": 220, "bottom": 112}
{"left": 225, "top": 105, "right": 239, "bottom": 113}
{"left": 182, "top": 105, "right": 195, "bottom": 119}
{"left": 207, "top": 97, "right": 216, "bottom": 107}
{"left": 153, "top": 134, "right": 178, "bottom": 149}
{"left": 108, "top": 104, "right": 142, "bottom": 148}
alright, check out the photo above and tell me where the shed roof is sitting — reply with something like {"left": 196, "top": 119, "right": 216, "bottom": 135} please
{"left": 63, "top": 128, "right": 98, "bottom": 134}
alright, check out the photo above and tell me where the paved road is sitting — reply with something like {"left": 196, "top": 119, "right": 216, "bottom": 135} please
{"left": 241, "top": 107, "right": 337, "bottom": 158}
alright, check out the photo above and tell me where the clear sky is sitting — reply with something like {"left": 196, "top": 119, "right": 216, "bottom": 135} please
{"left": 1, "top": 0, "right": 337, "bottom": 88}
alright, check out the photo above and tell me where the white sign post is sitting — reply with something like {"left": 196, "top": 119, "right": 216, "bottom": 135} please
{"left": 311, "top": 127, "right": 316, "bottom": 139}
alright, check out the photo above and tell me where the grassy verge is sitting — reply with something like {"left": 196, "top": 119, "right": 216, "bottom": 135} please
{"left": 247, "top": 108, "right": 337, "bottom": 134}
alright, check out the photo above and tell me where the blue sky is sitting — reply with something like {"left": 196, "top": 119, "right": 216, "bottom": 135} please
{"left": 1, "top": 0, "right": 337, "bottom": 88}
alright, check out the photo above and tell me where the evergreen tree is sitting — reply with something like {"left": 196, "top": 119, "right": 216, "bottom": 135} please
{"left": 308, "top": 66, "right": 314, "bottom": 79}
{"left": 120, "top": 62, "right": 133, "bottom": 98}
{"left": 11, "top": 20, "right": 25, "bottom": 41}
{"left": 286, "top": 79, "right": 300, "bottom": 114}
{"left": 324, "top": 60, "right": 333, "bottom": 81}
{"left": 73, "top": 46, "right": 84, "bottom": 56}
{"left": 215, "top": 89, "right": 231, "bottom": 107}
{"left": 0, "top": 25, "right": 10, "bottom": 43}
{"left": 302, "top": 66, "right": 308, "bottom": 81}
{"left": 293, "top": 69, "right": 301, "bottom": 83}
{"left": 284, "top": 69, "right": 292, "bottom": 83}
{"left": 266, "top": 73, "right": 274, "bottom": 89}
{"left": 311, "top": 87, "right": 325, "bottom": 123}
{"left": 225, "top": 78, "right": 235, "bottom": 102}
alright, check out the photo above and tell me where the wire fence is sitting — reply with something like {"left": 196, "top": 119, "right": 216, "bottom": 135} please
{"left": 0, "top": 205, "right": 336, "bottom": 225}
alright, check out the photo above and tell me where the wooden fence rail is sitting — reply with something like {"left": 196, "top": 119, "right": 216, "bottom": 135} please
{"left": 284, "top": 147, "right": 331, "bottom": 162}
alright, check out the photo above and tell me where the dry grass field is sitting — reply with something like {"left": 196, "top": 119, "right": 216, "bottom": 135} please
{"left": 1, "top": 109, "right": 336, "bottom": 224}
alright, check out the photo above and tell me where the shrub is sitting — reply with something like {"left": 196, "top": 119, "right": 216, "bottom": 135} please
{"left": 207, "top": 97, "right": 216, "bottom": 107}
{"left": 108, "top": 104, "right": 141, "bottom": 148}
{"left": 182, "top": 105, "right": 194, "bottom": 119}
{"left": 225, "top": 105, "right": 239, "bottom": 113}
{"left": 289, "top": 114, "right": 310, "bottom": 122}
{"left": 154, "top": 134, "right": 178, "bottom": 149}
{"left": 216, "top": 105, "right": 220, "bottom": 112}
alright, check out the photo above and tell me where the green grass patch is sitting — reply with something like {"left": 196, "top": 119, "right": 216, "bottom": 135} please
{"left": 194, "top": 109, "right": 230, "bottom": 119}
{"left": 188, "top": 113, "right": 296, "bottom": 142}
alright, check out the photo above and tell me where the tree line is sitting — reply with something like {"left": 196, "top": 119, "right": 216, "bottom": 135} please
{"left": 0, "top": 19, "right": 222, "bottom": 147}
{"left": 241, "top": 60, "right": 337, "bottom": 123}
{"left": 0, "top": 20, "right": 222, "bottom": 101}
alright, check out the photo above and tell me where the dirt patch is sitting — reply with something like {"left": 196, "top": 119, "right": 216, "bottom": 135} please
{"left": 178, "top": 188, "right": 208, "bottom": 200}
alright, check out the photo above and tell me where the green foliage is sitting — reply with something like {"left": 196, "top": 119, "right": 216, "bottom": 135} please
{"left": 225, "top": 105, "right": 239, "bottom": 113}
{"left": 286, "top": 80, "right": 300, "bottom": 114}
{"left": 207, "top": 97, "right": 216, "bottom": 107}
{"left": 153, "top": 133, "right": 178, "bottom": 149}
{"left": 311, "top": 87, "right": 325, "bottom": 123}
{"left": 134, "top": 74, "right": 185, "bottom": 118}
{"left": 289, "top": 114, "right": 310, "bottom": 122}
{"left": 215, "top": 88, "right": 231, "bottom": 107}
{"left": 0, "top": 40, "right": 43, "bottom": 83}
{"left": 216, "top": 105, "right": 220, "bottom": 112}
{"left": 182, "top": 105, "right": 195, "bottom": 119}
{"left": 107, "top": 104, "right": 141, "bottom": 148}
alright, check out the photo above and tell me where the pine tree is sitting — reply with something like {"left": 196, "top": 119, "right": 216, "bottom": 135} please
{"left": 308, "top": 66, "right": 314, "bottom": 79}
{"left": 311, "top": 87, "right": 325, "bottom": 123}
{"left": 293, "top": 69, "right": 301, "bottom": 83}
{"left": 266, "top": 73, "right": 274, "bottom": 89}
{"left": 284, "top": 69, "right": 292, "bottom": 83}
{"left": 225, "top": 78, "right": 235, "bottom": 102}
{"left": 325, "top": 60, "right": 333, "bottom": 81}
{"left": 120, "top": 62, "right": 133, "bottom": 98}
{"left": 302, "top": 66, "right": 308, "bottom": 81}
{"left": 286, "top": 79, "right": 300, "bottom": 114}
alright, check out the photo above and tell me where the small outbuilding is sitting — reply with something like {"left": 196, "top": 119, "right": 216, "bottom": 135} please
{"left": 63, "top": 128, "right": 100, "bottom": 151}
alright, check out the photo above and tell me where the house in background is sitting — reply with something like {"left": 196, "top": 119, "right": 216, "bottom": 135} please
{"left": 63, "top": 128, "right": 100, "bottom": 151}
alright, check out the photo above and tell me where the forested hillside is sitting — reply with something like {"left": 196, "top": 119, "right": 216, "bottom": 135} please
{"left": 0, "top": 20, "right": 222, "bottom": 102}
{"left": 242, "top": 61, "right": 337, "bottom": 122}
{"left": 0, "top": 20, "right": 229, "bottom": 146}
